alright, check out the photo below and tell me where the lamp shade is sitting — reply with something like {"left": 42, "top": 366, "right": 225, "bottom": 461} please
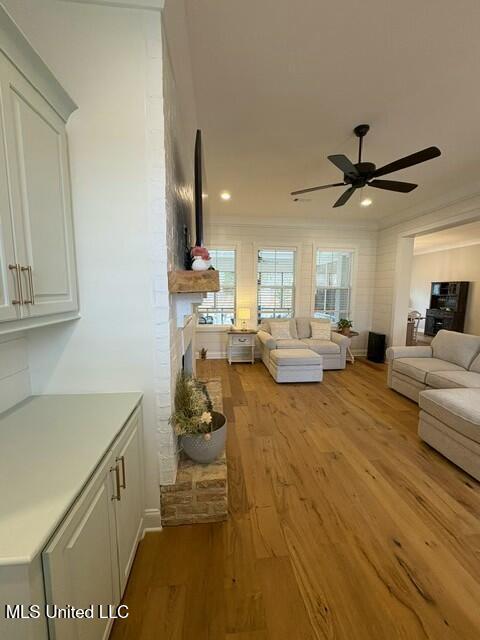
{"left": 238, "top": 308, "right": 251, "bottom": 321}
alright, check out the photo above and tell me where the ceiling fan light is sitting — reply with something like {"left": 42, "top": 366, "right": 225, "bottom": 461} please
{"left": 360, "top": 197, "right": 372, "bottom": 207}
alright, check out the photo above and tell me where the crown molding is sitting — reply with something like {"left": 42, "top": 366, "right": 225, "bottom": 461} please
{"left": 378, "top": 180, "right": 480, "bottom": 231}
{"left": 59, "top": 0, "right": 164, "bottom": 10}
{"left": 0, "top": 6, "right": 77, "bottom": 121}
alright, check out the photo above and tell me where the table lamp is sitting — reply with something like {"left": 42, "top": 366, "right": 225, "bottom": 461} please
{"left": 238, "top": 308, "right": 250, "bottom": 331}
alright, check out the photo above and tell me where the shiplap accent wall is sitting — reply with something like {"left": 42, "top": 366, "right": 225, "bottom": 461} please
{"left": 372, "top": 193, "right": 480, "bottom": 345}
{"left": 197, "top": 221, "right": 378, "bottom": 358}
{"left": 0, "top": 334, "right": 30, "bottom": 414}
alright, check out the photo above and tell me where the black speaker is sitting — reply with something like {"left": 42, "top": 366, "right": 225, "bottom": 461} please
{"left": 367, "top": 332, "right": 386, "bottom": 363}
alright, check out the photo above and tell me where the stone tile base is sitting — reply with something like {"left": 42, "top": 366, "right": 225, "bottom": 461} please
{"left": 160, "top": 378, "right": 227, "bottom": 526}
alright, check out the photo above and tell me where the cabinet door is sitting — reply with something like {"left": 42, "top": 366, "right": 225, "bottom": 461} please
{"left": 0, "top": 55, "right": 78, "bottom": 318}
{"left": 113, "top": 408, "right": 144, "bottom": 595}
{"left": 42, "top": 452, "right": 120, "bottom": 640}
{"left": 0, "top": 81, "right": 21, "bottom": 321}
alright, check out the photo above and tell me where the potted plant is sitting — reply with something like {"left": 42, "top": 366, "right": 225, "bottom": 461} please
{"left": 169, "top": 371, "right": 227, "bottom": 464}
{"left": 337, "top": 318, "right": 353, "bottom": 336}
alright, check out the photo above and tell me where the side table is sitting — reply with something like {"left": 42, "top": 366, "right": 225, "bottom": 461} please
{"left": 227, "top": 330, "right": 257, "bottom": 364}
{"left": 333, "top": 329, "right": 359, "bottom": 364}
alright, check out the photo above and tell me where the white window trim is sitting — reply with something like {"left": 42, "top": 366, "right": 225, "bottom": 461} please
{"left": 311, "top": 245, "right": 358, "bottom": 325}
{"left": 254, "top": 244, "right": 300, "bottom": 323}
{"left": 197, "top": 245, "right": 237, "bottom": 328}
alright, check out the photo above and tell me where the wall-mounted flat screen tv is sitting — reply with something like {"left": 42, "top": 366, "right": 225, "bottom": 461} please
{"left": 194, "top": 129, "right": 208, "bottom": 247}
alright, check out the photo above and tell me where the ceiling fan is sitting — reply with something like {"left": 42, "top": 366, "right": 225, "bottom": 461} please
{"left": 291, "top": 124, "right": 441, "bottom": 208}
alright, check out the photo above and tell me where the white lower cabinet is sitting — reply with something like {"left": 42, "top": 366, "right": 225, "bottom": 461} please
{"left": 42, "top": 408, "right": 144, "bottom": 640}
{"left": 113, "top": 413, "right": 144, "bottom": 594}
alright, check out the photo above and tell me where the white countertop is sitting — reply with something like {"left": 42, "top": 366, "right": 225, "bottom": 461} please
{"left": 0, "top": 393, "right": 142, "bottom": 566}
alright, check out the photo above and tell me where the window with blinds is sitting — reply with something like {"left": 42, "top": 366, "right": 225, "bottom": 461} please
{"left": 198, "top": 249, "right": 236, "bottom": 325}
{"left": 314, "top": 250, "right": 353, "bottom": 323}
{"left": 257, "top": 248, "right": 296, "bottom": 322}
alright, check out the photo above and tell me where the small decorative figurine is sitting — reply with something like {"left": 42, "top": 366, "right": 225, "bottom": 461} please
{"left": 190, "top": 246, "right": 211, "bottom": 271}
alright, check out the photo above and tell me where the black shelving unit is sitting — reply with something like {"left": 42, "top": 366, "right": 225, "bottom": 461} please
{"left": 424, "top": 281, "right": 469, "bottom": 336}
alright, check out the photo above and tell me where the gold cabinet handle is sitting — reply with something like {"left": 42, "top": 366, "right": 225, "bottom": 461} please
{"left": 111, "top": 464, "right": 121, "bottom": 501}
{"left": 116, "top": 455, "right": 126, "bottom": 489}
{"left": 21, "top": 266, "right": 33, "bottom": 304}
{"left": 28, "top": 266, "right": 34, "bottom": 305}
{"left": 8, "top": 264, "right": 23, "bottom": 305}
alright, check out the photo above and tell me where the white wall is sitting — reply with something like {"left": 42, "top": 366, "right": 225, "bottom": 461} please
{"left": 3, "top": 0, "right": 169, "bottom": 522}
{"left": 411, "top": 244, "right": 480, "bottom": 335}
{"left": 197, "top": 221, "right": 378, "bottom": 357}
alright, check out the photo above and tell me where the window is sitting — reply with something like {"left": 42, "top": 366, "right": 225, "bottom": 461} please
{"left": 198, "top": 249, "right": 236, "bottom": 325}
{"left": 314, "top": 249, "right": 353, "bottom": 323}
{"left": 257, "top": 248, "right": 296, "bottom": 322}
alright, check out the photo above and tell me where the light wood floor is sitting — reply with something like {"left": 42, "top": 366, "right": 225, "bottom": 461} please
{"left": 111, "top": 359, "right": 480, "bottom": 640}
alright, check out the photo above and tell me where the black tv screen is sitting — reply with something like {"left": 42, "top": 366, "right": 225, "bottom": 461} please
{"left": 194, "top": 129, "right": 208, "bottom": 247}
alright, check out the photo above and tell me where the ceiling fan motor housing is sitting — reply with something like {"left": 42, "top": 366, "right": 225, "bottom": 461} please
{"left": 344, "top": 161, "right": 376, "bottom": 186}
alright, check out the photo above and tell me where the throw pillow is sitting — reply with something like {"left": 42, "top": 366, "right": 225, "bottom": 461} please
{"left": 310, "top": 320, "right": 331, "bottom": 340}
{"left": 269, "top": 321, "right": 292, "bottom": 340}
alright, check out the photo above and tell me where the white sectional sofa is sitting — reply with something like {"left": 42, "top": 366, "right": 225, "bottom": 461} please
{"left": 257, "top": 317, "right": 350, "bottom": 371}
{"left": 386, "top": 330, "right": 480, "bottom": 402}
{"left": 387, "top": 330, "right": 480, "bottom": 480}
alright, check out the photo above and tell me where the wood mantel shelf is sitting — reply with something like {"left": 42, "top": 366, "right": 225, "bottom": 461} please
{"left": 168, "top": 269, "right": 220, "bottom": 294}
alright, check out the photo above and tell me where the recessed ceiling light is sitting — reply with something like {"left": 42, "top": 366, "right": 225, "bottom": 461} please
{"left": 220, "top": 191, "right": 231, "bottom": 201}
{"left": 360, "top": 197, "right": 372, "bottom": 207}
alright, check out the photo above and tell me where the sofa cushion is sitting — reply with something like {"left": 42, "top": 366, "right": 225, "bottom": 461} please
{"left": 295, "top": 317, "right": 312, "bottom": 339}
{"left": 419, "top": 388, "right": 480, "bottom": 445}
{"left": 470, "top": 353, "right": 480, "bottom": 374}
{"left": 301, "top": 338, "right": 341, "bottom": 355}
{"left": 431, "top": 330, "right": 480, "bottom": 370}
{"left": 426, "top": 370, "right": 480, "bottom": 389}
{"left": 270, "top": 348, "right": 323, "bottom": 366}
{"left": 310, "top": 320, "right": 331, "bottom": 340}
{"left": 392, "top": 357, "right": 464, "bottom": 383}
{"left": 260, "top": 318, "right": 298, "bottom": 339}
{"left": 270, "top": 321, "right": 292, "bottom": 340}
{"left": 276, "top": 339, "right": 306, "bottom": 349}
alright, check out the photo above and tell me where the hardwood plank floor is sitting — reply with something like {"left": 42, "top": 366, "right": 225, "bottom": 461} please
{"left": 110, "top": 359, "right": 480, "bottom": 640}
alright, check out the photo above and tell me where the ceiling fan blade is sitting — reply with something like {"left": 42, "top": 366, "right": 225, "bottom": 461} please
{"left": 369, "top": 179, "right": 418, "bottom": 193}
{"left": 333, "top": 186, "right": 356, "bottom": 208}
{"left": 373, "top": 146, "right": 441, "bottom": 178}
{"left": 291, "top": 182, "right": 345, "bottom": 196}
{"left": 328, "top": 154, "right": 359, "bottom": 177}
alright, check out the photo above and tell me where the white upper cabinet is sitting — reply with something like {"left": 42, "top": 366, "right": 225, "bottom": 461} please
{"left": 0, "top": 89, "right": 19, "bottom": 322}
{"left": 0, "top": 6, "right": 79, "bottom": 331}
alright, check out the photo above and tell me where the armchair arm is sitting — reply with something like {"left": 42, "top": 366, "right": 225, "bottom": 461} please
{"left": 257, "top": 330, "right": 276, "bottom": 350}
{"left": 386, "top": 345, "right": 432, "bottom": 361}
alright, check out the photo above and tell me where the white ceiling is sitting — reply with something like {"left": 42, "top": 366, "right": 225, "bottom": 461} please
{"left": 184, "top": 0, "right": 480, "bottom": 224}
{"left": 414, "top": 220, "right": 480, "bottom": 255}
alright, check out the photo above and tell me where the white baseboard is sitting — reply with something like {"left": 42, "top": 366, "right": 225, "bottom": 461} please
{"left": 197, "top": 351, "right": 227, "bottom": 360}
{"left": 351, "top": 349, "right": 367, "bottom": 356}
{"left": 143, "top": 508, "right": 162, "bottom": 532}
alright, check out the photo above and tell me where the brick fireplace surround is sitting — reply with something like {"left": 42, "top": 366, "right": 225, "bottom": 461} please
{"left": 160, "top": 379, "right": 228, "bottom": 526}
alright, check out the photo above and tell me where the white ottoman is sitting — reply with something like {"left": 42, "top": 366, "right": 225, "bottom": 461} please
{"left": 268, "top": 349, "right": 323, "bottom": 383}
{"left": 418, "top": 388, "right": 480, "bottom": 480}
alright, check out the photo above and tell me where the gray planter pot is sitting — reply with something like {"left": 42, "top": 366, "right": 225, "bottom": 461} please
{"left": 181, "top": 411, "right": 227, "bottom": 464}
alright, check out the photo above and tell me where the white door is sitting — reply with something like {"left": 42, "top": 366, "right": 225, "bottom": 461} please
{"left": 0, "top": 79, "right": 21, "bottom": 321}
{"left": 42, "top": 453, "right": 120, "bottom": 640}
{"left": 0, "top": 55, "right": 78, "bottom": 318}
{"left": 113, "top": 409, "right": 144, "bottom": 595}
